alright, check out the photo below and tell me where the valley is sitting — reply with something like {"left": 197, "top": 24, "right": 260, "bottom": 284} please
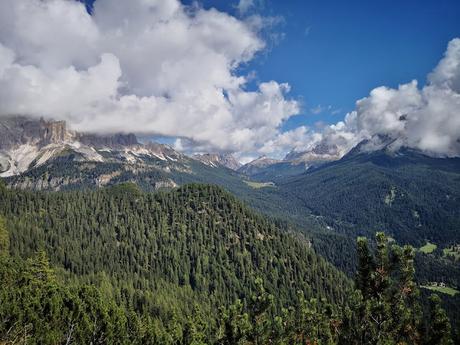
{"left": 1, "top": 115, "right": 460, "bottom": 343}
{"left": 1, "top": 1, "right": 460, "bottom": 342}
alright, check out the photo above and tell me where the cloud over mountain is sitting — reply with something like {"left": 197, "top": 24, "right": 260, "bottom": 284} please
{"left": 291, "top": 38, "right": 460, "bottom": 158}
{"left": 0, "top": 0, "right": 299, "bottom": 154}
{"left": 0, "top": 0, "right": 458, "bottom": 159}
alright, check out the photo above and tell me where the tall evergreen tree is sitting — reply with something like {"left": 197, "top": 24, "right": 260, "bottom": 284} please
{"left": 425, "top": 294, "right": 453, "bottom": 345}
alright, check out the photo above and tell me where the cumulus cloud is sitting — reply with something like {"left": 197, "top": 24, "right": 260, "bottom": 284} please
{"left": 293, "top": 38, "right": 460, "bottom": 158}
{"left": 1, "top": 0, "right": 458, "bottom": 160}
{"left": 0, "top": 0, "right": 299, "bottom": 155}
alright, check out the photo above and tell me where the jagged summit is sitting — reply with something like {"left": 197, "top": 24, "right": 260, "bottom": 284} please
{"left": 284, "top": 142, "right": 341, "bottom": 163}
{"left": 0, "top": 116, "right": 185, "bottom": 177}
{"left": 193, "top": 153, "right": 241, "bottom": 170}
{"left": 0, "top": 116, "right": 73, "bottom": 150}
{"left": 0, "top": 116, "right": 143, "bottom": 150}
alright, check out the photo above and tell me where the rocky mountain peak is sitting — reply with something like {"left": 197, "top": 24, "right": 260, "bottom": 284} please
{"left": 0, "top": 116, "right": 74, "bottom": 150}
{"left": 39, "top": 118, "right": 73, "bottom": 144}
{"left": 284, "top": 143, "right": 341, "bottom": 163}
{"left": 193, "top": 153, "right": 242, "bottom": 170}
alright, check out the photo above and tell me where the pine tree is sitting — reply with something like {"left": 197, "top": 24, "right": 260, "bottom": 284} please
{"left": 425, "top": 294, "right": 453, "bottom": 345}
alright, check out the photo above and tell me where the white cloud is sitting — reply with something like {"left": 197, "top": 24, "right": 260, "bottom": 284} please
{"left": 428, "top": 38, "right": 460, "bottom": 92}
{"left": 294, "top": 38, "right": 460, "bottom": 158}
{"left": 259, "top": 126, "right": 311, "bottom": 158}
{"left": 0, "top": 0, "right": 299, "bottom": 156}
{"left": 1, "top": 0, "right": 458, "bottom": 160}
{"left": 237, "top": 0, "right": 255, "bottom": 14}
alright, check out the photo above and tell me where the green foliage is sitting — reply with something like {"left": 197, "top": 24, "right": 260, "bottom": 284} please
{"left": 0, "top": 184, "right": 351, "bottom": 342}
{"left": 425, "top": 294, "right": 453, "bottom": 345}
{"left": 421, "top": 285, "right": 459, "bottom": 297}
{"left": 0, "top": 253, "right": 141, "bottom": 344}
{"left": 0, "top": 216, "right": 9, "bottom": 256}
{"left": 442, "top": 245, "right": 460, "bottom": 261}
{"left": 0, "top": 217, "right": 454, "bottom": 344}
{"left": 419, "top": 242, "right": 437, "bottom": 254}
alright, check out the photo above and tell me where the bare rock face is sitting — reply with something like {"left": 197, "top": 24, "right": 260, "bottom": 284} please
{"left": 0, "top": 116, "right": 74, "bottom": 149}
{"left": 0, "top": 153, "right": 10, "bottom": 173}
{"left": 41, "top": 119, "right": 71, "bottom": 144}
{"left": 145, "top": 142, "right": 184, "bottom": 161}
{"left": 193, "top": 153, "right": 242, "bottom": 170}
{"left": 0, "top": 116, "right": 142, "bottom": 151}
{"left": 0, "top": 116, "right": 37, "bottom": 149}
{"left": 284, "top": 143, "right": 341, "bottom": 163}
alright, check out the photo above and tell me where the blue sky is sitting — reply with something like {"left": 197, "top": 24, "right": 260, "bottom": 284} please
{"left": 3, "top": 0, "right": 457, "bottom": 158}
{"left": 82, "top": 0, "right": 460, "bottom": 132}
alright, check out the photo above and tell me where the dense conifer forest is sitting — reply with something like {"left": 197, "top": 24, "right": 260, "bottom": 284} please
{"left": 0, "top": 181, "right": 457, "bottom": 344}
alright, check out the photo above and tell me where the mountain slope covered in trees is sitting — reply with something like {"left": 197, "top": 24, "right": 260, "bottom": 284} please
{"left": 0, "top": 182, "right": 350, "bottom": 316}
{"left": 279, "top": 147, "right": 460, "bottom": 247}
{"left": 1, "top": 216, "right": 455, "bottom": 344}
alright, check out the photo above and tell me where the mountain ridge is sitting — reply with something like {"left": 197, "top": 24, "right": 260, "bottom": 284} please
{"left": 193, "top": 153, "right": 241, "bottom": 170}
{"left": 0, "top": 116, "right": 191, "bottom": 178}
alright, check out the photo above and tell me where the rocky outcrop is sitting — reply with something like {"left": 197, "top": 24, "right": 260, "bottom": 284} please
{"left": 193, "top": 153, "right": 242, "bottom": 170}
{"left": 284, "top": 143, "right": 341, "bottom": 163}
{"left": 40, "top": 119, "right": 72, "bottom": 144}
{"left": 145, "top": 142, "right": 184, "bottom": 161}
{"left": 238, "top": 156, "right": 280, "bottom": 175}
{"left": 0, "top": 116, "right": 74, "bottom": 150}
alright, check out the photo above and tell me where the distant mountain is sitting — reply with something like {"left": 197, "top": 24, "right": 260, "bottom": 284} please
{"left": 238, "top": 156, "right": 281, "bottom": 175}
{"left": 193, "top": 153, "right": 241, "bottom": 170}
{"left": 278, "top": 143, "right": 460, "bottom": 247}
{"left": 238, "top": 155, "right": 309, "bottom": 182}
{"left": 237, "top": 143, "right": 342, "bottom": 182}
{"left": 2, "top": 116, "right": 460, "bottom": 313}
{"left": 284, "top": 142, "right": 342, "bottom": 163}
{"left": 0, "top": 116, "right": 240, "bottom": 190}
{"left": 0, "top": 116, "right": 184, "bottom": 178}
{"left": 3, "top": 116, "right": 460, "bottom": 250}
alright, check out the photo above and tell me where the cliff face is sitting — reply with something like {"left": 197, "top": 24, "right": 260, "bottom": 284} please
{"left": 0, "top": 116, "right": 146, "bottom": 177}
{"left": 0, "top": 116, "right": 191, "bottom": 179}
{"left": 40, "top": 119, "right": 72, "bottom": 144}
{"left": 0, "top": 116, "right": 141, "bottom": 150}
{"left": 0, "top": 116, "right": 37, "bottom": 149}
{"left": 284, "top": 143, "right": 341, "bottom": 163}
{"left": 0, "top": 116, "right": 74, "bottom": 150}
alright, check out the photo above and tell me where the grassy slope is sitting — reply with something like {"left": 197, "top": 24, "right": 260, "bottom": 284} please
{"left": 420, "top": 242, "right": 437, "bottom": 254}
{"left": 421, "top": 285, "right": 459, "bottom": 296}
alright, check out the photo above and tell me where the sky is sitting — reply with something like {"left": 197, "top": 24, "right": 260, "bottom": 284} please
{"left": 0, "top": 0, "right": 459, "bottom": 162}
{"left": 181, "top": 0, "right": 460, "bottom": 127}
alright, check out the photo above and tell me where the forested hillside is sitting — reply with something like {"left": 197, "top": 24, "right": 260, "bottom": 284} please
{"left": 0, "top": 182, "right": 350, "bottom": 315}
{"left": 1, "top": 213, "right": 455, "bottom": 344}
{"left": 280, "top": 148, "right": 460, "bottom": 247}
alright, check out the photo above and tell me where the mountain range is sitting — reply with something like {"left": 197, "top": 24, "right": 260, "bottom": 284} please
{"left": 1, "top": 115, "right": 460, "bottom": 341}
{"left": 0, "top": 116, "right": 343, "bottom": 181}
{"left": 2, "top": 116, "right": 460, "bottom": 250}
